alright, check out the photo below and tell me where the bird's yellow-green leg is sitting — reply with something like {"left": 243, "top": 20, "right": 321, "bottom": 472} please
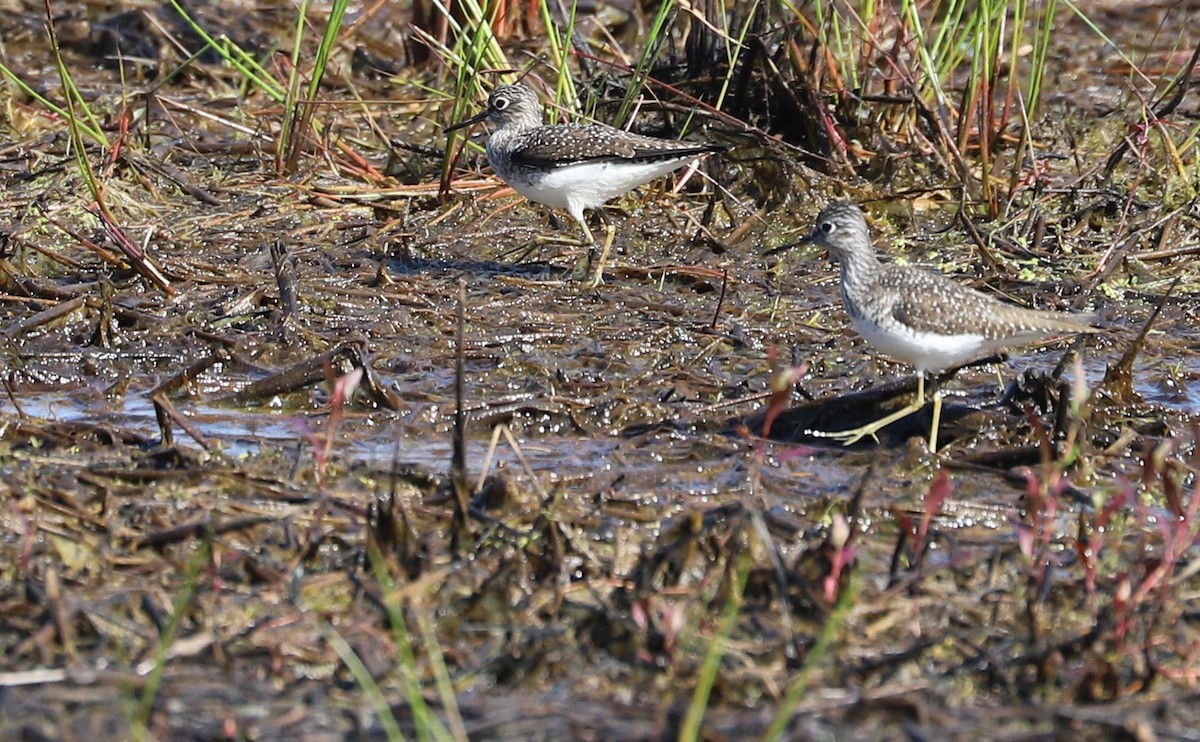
{"left": 928, "top": 388, "right": 944, "bottom": 452}
{"left": 565, "top": 215, "right": 599, "bottom": 281}
{"left": 579, "top": 219, "right": 596, "bottom": 247}
{"left": 586, "top": 223, "right": 616, "bottom": 288}
{"left": 822, "top": 374, "right": 929, "bottom": 446}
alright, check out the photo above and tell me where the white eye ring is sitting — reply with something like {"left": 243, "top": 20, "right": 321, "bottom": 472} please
{"left": 821, "top": 221, "right": 835, "bottom": 234}
{"left": 493, "top": 98, "right": 509, "bottom": 110}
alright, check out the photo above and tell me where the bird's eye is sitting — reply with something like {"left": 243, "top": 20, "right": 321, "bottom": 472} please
{"left": 820, "top": 221, "right": 835, "bottom": 234}
{"left": 493, "top": 97, "right": 509, "bottom": 110}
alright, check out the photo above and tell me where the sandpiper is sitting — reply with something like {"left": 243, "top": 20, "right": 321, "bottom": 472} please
{"left": 444, "top": 84, "right": 726, "bottom": 284}
{"left": 768, "top": 201, "right": 1100, "bottom": 450}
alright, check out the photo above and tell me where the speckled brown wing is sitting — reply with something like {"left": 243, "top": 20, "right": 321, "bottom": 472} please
{"left": 880, "top": 266, "right": 1097, "bottom": 340}
{"left": 509, "top": 123, "right": 725, "bottom": 168}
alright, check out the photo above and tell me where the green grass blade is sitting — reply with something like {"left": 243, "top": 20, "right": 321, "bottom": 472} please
{"left": 45, "top": 14, "right": 105, "bottom": 200}
{"left": 306, "top": 0, "right": 351, "bottom": 102}
{"left": 166, "top": 0, "right": 287, "bottom": 101}
{"left": 1028, "top": 0, "right": 1059, "bottom": 116}
{"left": 679, "top": 551, "right": 750, "bottom": 742}
{"left": 414, "top": 607, "right": 468, "bottom": 742}
{"left": 277, "top": 0, "right": 311, "bottom": 172}
{"left": 615, "top": 0, "right": 677, "bottom": 127}
{"left": 0, "top": 63, "right": 101, "bottom": 144}
{"left": 132, "top": 537, "right": 211, "bottom": 740}
{"left": 368, "top": 546, "right": 457, "bottom": 742}
{"left": 536, "top": 0, "right": 579, "bottom": 114}
{"left": 1061, "top": 0, "right": 1154, "bottom": 88}
{"left": 323, "top": 625, "right": 408, "bottom": 742}
{"left": 764, "top": 570, "right": 859, "bottom": 741}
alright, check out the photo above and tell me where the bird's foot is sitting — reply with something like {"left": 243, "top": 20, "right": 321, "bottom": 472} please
{"left": 805, "top": 424, "right": 884, "bottom": 447}
{"left": 533, "top": 234, "right": 589, "bottom": 248}
{"left": 810, "top": 398, "right": 928, "bottom": 448}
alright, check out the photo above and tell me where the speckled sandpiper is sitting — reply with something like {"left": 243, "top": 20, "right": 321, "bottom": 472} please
{"left": 767, "top": 201, "right": 1101, "bottom": 451}
{"left": 444, "top": 84, "right": 726, "bottom": 284}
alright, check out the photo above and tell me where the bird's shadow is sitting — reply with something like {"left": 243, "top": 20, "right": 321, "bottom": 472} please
{"left": 742, "top": 364, "right": 1007, "bottom": 449}
{"left": 743, "top": 377, "right": 950, "bottom": 449}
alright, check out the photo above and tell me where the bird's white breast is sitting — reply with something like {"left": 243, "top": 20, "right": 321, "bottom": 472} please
{"left": 852, "top": 314, "right": 988, "bottom": 374}
{"left": 502, "top": 157, "right": 699, "bottom": 212}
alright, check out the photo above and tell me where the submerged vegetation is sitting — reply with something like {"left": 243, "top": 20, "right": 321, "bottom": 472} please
{"left": 1, "top": 0, "right": 1199, "bottom": 739}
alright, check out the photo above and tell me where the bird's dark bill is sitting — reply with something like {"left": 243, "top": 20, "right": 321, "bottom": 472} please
{"left": 763, "top": 231, "right": 816, "bottom": 257}
{"left": 443, "top": 109, "right": 489, "bottom": 134}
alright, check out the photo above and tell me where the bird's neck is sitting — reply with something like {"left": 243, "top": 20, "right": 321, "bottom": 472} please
{"left": 838, "top": 249, "right": 883, "bottom": 298}
{"left": 488, "top": 114, "right": 541, "bottom": 149}
{"left": 487, "top": 124, "right": 518, "bottom": 153}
